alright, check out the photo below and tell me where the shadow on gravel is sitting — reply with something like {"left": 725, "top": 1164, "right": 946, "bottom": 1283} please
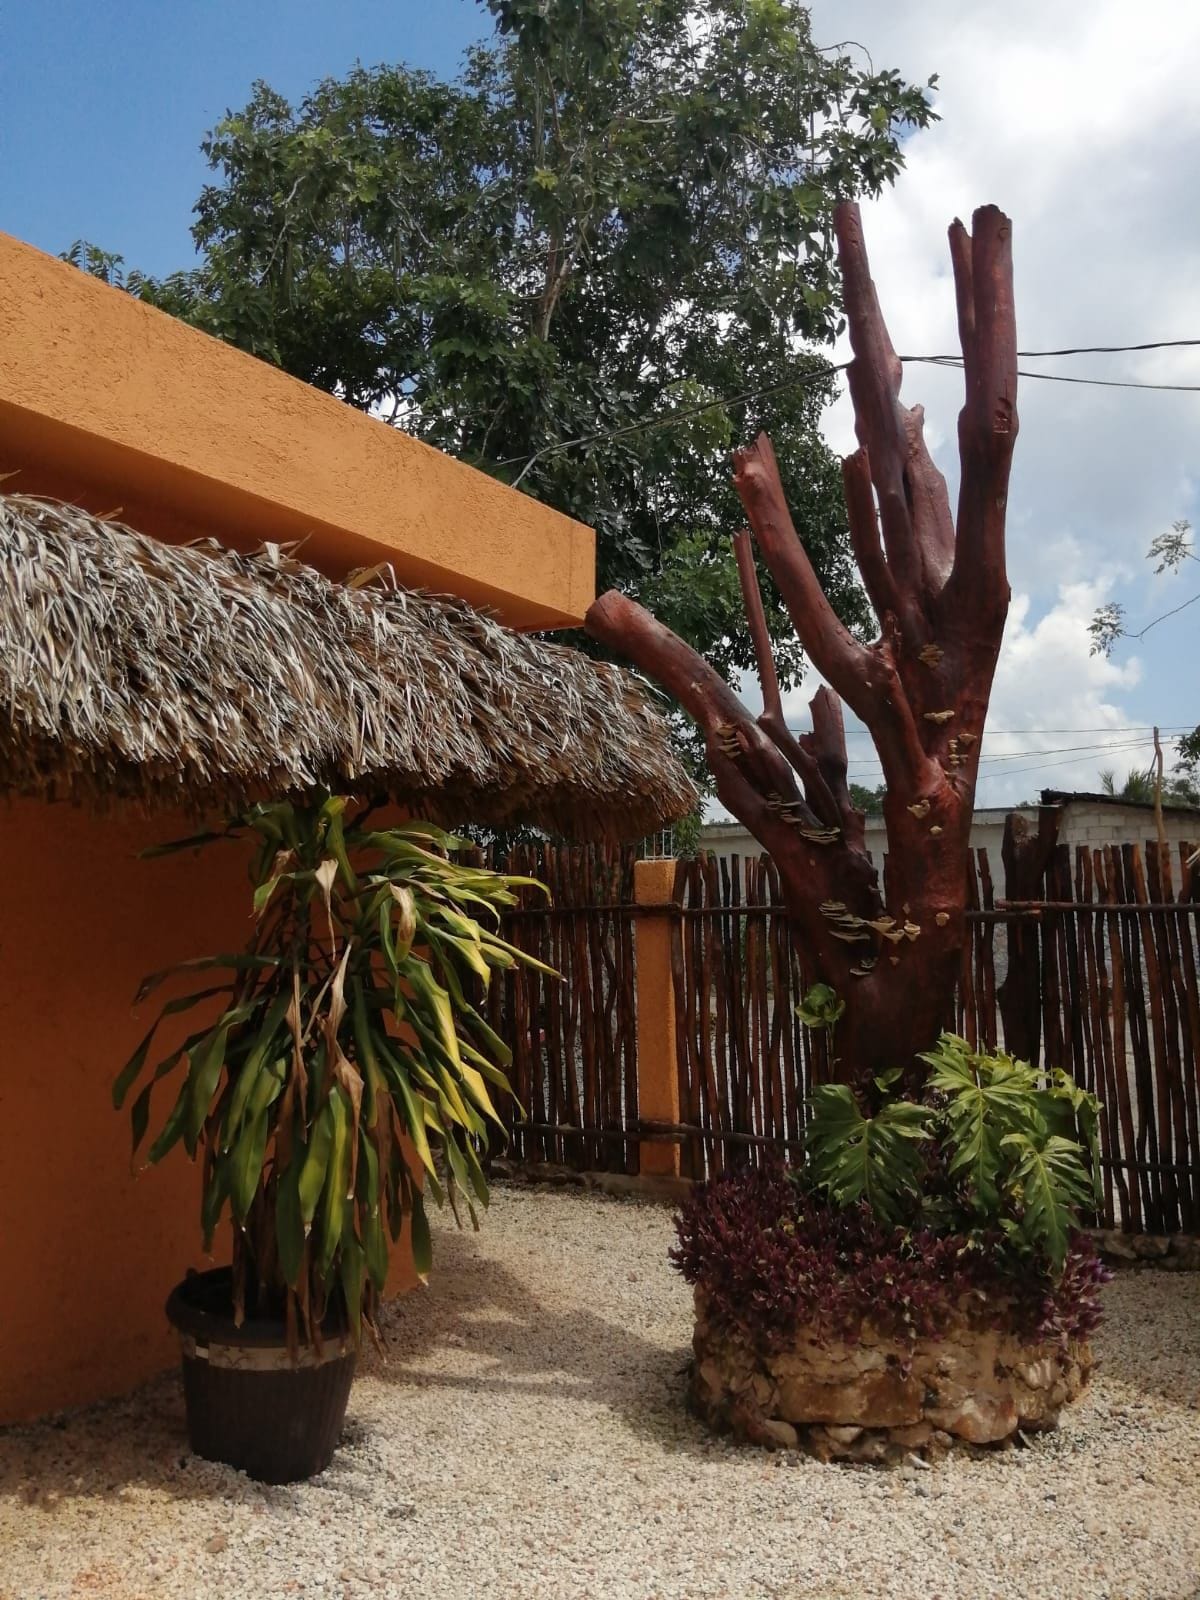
{"left": 1091, "top": 1272, "right": 1200, "bottom": 1409}
{"left": 362, "top": 1224, "right": 721, "bottom": 1459}
{"left": 0, "top": 1211, "right": 707, "bottom": 1515}
{"left": 0, "top": 1368, "right": 235, "bottom": 1511}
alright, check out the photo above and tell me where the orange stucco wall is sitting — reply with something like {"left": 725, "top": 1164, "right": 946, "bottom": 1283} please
{"left": 0, "top": 799, "right": 417, "bottom": 1424}
{"left": 0, "top": 230, "right": 594, "bottom": 630}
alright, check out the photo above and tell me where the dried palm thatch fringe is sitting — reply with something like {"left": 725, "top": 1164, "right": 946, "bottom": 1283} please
{"left": 0, "top": 495, "right": 695, "bottom": 840}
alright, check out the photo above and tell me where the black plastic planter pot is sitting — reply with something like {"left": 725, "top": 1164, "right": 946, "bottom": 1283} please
{"left": 165, "top": 1267, "right": 357, "bottom": 1484}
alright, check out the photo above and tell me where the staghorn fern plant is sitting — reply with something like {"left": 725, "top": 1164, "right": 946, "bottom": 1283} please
{"left": 804, "top": 1025, "right": 1102, "bottom": 1271}
{"left": 114, "top": 794, "right": 554, "bottom": 1346}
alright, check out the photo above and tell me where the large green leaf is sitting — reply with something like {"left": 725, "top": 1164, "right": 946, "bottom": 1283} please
{"left": 375, "top": 1038, "right": 437, "bottom": 1176}
{"left": 113, "top": 984, "right": 231, "bottom": 1107}
{"left": 922, "top": 1035, "right": 1041, "bottom": 1214}
{"left": 298, "top": 1100, "right": 335, "bottom": 1226}
{"left": 338, "top": 1227, "right": 366, "bottom": 1343}
{"left": 226, "top": 1057, "right": 285, "bottom": 1220}
{"left": 275, "top": 1157, "right": 306, "bottom": 1287}
{"left": 317, "top": 1088, "right": 350, "bottom": 1278}
{"left": 221, "top": 993, "right": 291, "bottom": 1152}
{"left": 145, "top": 1081, "right": 189, "bottom": 1165}
{"left": 805, "top": 1084, "right": 931, "bottom": 1225}
{"left": 1002, "top": 1132, "right": 1093, "bottom": 1270}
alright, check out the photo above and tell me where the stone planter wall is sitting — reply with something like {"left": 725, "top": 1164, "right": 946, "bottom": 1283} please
{"left": 690, "top": 1288, "right": 1092, "bottom": 1463}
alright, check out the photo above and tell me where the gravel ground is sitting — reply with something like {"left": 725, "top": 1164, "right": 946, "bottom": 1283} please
{"left": 2, "top": 1185, "right": 1199, "bottom": 1600}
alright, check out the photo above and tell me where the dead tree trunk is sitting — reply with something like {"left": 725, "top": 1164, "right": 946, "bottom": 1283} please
{"left": 586, "top": 202, "right": 1018, "bottom": 1083}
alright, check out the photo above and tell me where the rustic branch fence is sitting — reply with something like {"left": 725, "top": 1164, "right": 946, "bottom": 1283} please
{"left": 483, "top": 830, "right": 1200, "bottom": 1234}
{"left": 482, "top": 843, "right": 640, "bottom": 1173}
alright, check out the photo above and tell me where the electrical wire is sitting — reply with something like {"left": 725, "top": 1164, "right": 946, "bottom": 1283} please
{"left": 498, "top": 338, "right": 1200, "bottom": 475}
{"left": 972, "top": 746, "right": 1166, "bottom": 784}
{"left": 841, "top": 735, "right": 1161, "bottom": 778}
{"left": 804, "top": 723, "right": 1194, "bottom": 738}
{"left": 915, "top": 359, "right": 1200, "bottom": 394}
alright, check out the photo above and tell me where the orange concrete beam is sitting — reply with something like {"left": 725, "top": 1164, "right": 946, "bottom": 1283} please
{"left": 0, "top": 231, "right": 594, "bottom": 630}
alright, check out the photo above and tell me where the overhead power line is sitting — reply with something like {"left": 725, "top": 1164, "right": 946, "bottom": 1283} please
{"left": 918, "top": 339, "right": 1200, "bottom": 359}
{"left": 500, "top": 338, "right": 1200, "bottom": 475}
{"left": 916, "top": 358, "right": 1200, "bottom": 394}
{"left": 972, "top": 747, "right": 1166, "bottom": 784}
{"left": 804, "top": 723, "right": 1193, "bottom": 738}
{"left": 842, "top": 734, "right": 1163, "bottom": 778}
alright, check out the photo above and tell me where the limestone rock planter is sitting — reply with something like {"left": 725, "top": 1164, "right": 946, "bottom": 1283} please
{"left": 689, "top": 1287, "right": 1093, "bottom": 1462}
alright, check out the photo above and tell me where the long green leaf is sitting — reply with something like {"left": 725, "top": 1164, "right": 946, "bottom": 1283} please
{"left": 221, "top": 993, "right": 290, "bottom": 1151}
{"left": 339, "top": 1226, "right": 365, "bottom": 1343}
{"left": 230, "top": 1108, "right": 270, "bottom": 1222}
{"left": 113, "top": 985, "right": 230, "bottom": 1106}
{"left": 806, "top": 1084, "right": 931, "bottom": 1225}
{"left": 1002, "top": 1132, "right": 1091, "bottom": 1270}
{"left": 146, "top": 1082, "right": 189, "bottom": 1165}
{"left": 376, "top": 1038, "right": 437, "bottom": 1175}
{"left": 276, "top": 1157, "right": 306, "bottom": 1287}
{"left": 298, "top": 1101, "right": 335, "bottom": 1226}
{"left": 318, "top": 1089, "right": 350, "bottom": 1278}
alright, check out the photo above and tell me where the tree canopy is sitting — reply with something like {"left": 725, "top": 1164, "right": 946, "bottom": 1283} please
{"left": 70, "top": 0, "right": 935, "bottom": 708}
{"left": 1099, "top": 765, "right": 1200, "bottom": 808}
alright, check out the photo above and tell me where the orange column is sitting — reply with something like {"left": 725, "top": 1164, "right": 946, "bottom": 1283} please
{"left": 633, "top": 859, "right": 682, "bottom": 1177}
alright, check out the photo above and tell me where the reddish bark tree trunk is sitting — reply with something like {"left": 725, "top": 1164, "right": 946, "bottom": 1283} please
{"left": 586, "top": 202, "right": 1019, "bottom": 1083}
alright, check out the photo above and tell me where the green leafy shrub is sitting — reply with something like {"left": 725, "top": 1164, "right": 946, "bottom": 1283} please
{"left": 806, "top": 1034, "right": 1101, "bottom": 1270}
{"left": 672, "top": 1164, "right": 1109, "bottom": 1353}
{"left": 673, "top": 1021, "right": 1110, "bottom": 1354}
{"left": 114, "top": 795, "right": 552, "bottom": 1345}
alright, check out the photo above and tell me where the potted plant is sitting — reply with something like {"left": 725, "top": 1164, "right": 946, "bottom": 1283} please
{"left": 114, "top": 794, "right": 551, "bottom": 1482}
{"left": 674, "top": 1021, "right": 1111, "bottom": 1461}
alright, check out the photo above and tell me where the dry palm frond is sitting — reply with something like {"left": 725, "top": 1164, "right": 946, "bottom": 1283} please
{"left": 0, "top": 496, "right": 695, "bottom": 840}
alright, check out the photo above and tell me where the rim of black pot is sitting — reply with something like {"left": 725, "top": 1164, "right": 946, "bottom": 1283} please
{"left": 165, "top": 1265, "right": 352, "bottom": 1350}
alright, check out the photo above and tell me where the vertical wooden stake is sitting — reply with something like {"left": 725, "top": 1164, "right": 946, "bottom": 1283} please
{"left": 634, "top": 858, "right": 682, "bottom": 1176}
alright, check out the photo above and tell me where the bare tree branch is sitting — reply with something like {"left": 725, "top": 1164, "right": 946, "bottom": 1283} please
{"left": 732, "top": 529, "right": 841, "bottom": 828}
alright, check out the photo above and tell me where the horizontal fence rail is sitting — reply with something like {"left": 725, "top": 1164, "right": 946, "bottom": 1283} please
{"left": 483, "top": 833, "right": 1200, "bottom": 1234}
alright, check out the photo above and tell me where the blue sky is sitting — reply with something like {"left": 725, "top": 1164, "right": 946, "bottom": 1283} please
{"left": 4, "top": 0, "right": 1197, "bottom": 801}
{"left": 2, "top": 1, "right": 484, "bottom": 275}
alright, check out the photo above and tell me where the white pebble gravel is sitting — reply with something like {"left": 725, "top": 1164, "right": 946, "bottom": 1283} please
{"left": 2, "top": 1185, "right": 1199, "bottom": 1600}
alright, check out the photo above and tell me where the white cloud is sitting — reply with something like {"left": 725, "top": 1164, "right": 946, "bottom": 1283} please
{"left": 802, "top": 0, "right": 1200, "bottom": 768}
{"left": 975, "top": 583, "right": 1145, "bottom": 804}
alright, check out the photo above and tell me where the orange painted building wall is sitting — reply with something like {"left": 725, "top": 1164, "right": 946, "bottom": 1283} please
{"left": 0, "top": 799, "right": 420, "bottom": 1424}
{"left": 0, "top": 230, "right": 594, "bottom": 631}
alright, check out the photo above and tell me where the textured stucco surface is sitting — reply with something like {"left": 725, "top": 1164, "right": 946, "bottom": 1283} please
{"left": 0, "top": 230, "right": 594, "bottom": 629}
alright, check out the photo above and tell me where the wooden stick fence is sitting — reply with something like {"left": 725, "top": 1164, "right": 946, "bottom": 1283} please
{"left": 484, "top": 835, "right": 1200, "bottom": 1233}
{"left": 480, "top": 843, "right": 639, "bottom": 1173}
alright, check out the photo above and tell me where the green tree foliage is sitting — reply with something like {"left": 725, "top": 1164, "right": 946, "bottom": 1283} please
{"left": 848, "top": 780, "right": 886, "bottom": 815}
{"left": 1099, "top": 765, "right": 1200, "bottom": 807}
{"left": 70, "top": 1, "right": 934, "bottom": 693}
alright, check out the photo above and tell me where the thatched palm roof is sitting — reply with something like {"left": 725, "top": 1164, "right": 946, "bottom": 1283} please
{"left": 0, "top": 495, "right": 694, "bottom": 840}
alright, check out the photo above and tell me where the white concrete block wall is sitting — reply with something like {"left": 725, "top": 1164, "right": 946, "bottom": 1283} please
{"left": 700, "top": 798, "right": 1200, "bottom": 895}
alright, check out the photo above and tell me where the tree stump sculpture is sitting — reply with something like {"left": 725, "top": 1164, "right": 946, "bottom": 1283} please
{"left": 586, "top": 202, "right": 1018, "bottom": 1082}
